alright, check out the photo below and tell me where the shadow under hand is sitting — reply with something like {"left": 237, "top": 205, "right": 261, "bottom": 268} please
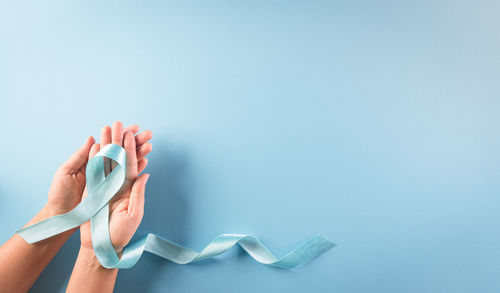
{"left": 115, "top": 141, "right": 193, "bottom": 293}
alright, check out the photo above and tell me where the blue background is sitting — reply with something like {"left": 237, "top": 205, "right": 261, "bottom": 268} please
{"left": 1, "top": 1, "right": 499, "bottom": 292}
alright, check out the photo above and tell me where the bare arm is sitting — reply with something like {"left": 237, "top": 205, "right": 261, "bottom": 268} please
{"left": 0, "top": 135, "right": 95, "bottom": 293}
{"left": 0, "top": 207, "right": 75, "bottom": 292}
{"left": 0, "top": 122, "right": 152, "bottom": 293}
{"left": 66, "top": 246, "right": 119, "bottom": 293}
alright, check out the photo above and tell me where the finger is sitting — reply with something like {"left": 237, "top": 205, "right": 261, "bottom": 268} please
{"left": 138, "top": 158, "right": 148, "bottom": 174}
{"left": 137, "top": 143, "right": 152, "bottom": 161}
{"left": 81, "top": 186, "right": 89, "bottom": 200}
{"left": 62, "top": 136, "right": 95, "bottom": 172}
{"left": 80, "top": 142, "right": 101, "bottom": 174}
{"left": 100, "top": 126, "right": 112, "bottom": 175}
{"left": 124, "top": 124, "right": 140, "bottom": 134}
{"left": 100, "top": 126, "right": 111, "bottom": 146}
{"left": 112, "top": 121, "right": 124, "bottom": 146}
{"left": 81, "top": 143, "right": 100, "bottom": 200}
{"left": 89, "top": 143, "right": 100, "bottom": 159}
{"left": 128, "top": 173, "right": 150, "bottom": 218}
{"left": 135, "top": 130, "right": 153, "bottom": 148}
{"left": 124, "top": 131, "right": 138, "bottom": 180}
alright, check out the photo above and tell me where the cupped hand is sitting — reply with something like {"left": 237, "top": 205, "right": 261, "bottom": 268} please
{"left": 80, "top": 121, "right": 153, "bottom": 254}
{"left": 45, "top": 136, "right": 96, "bottom": 217}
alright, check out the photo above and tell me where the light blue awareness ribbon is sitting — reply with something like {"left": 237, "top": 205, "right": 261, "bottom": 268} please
{"left": 17, "top": 144, "right": 335, "bottom": 269}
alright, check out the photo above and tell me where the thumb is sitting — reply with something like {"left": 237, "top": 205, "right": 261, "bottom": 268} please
{"left": 127, "top": 173, "right": 150, "bottom": 219}
{"left": 81, "top": 143, "right": 101, "bottom": 201}
{"left": 62, "top": 136, "right": 95, "bottom": 173}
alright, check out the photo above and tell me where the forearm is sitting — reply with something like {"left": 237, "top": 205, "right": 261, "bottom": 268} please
{"left": 66, "top": 246, "right": 118, "bottom": 293}
{"left": 0, "top": 206, "right": 75, "bottom": 293}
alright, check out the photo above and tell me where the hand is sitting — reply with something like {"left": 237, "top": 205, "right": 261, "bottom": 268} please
{"left": 80, "top": 121, "right": 153, "bottom": 254}
{"left": 0, "top": 122, "right": 151, "bottom": 293}
{"left": 45, "top": 136, "right": 96, "bottom": 217}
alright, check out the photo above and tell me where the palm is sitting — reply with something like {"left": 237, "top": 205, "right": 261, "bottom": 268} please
{"left": 47, "top": 171, "right": 85, "bottom": 213}
{"left": 80, "top": 183, "right": 139, "bottom": 251}
{"left": 80, "top": 122, "right": 151, "bottom": 253}
{"left": 45, "top": 137, "right": 95, "bottom": 217}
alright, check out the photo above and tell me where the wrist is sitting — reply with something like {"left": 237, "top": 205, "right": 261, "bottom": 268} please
{"left": 79, "top": 245, "right": 123, "bottom": 265}
{"left": 34, "top": 204, "right": 64, "bottom": 221}
{"left": 21, "top": 206, "right": 76, "bottom": 245}
{"left": 78, "top": 245, "right": 122, "bottom": 272}
{"left": 77, "top": 246, "right": 101, "bottom": 269}
{"left": 43, "top": 203, "right": 72, "bottom": 218}
{"left": 68, "top": 246, "right": 119, "bottom": 293}
{"left": 24, "top": 205, "right": 57, "bottom": 227}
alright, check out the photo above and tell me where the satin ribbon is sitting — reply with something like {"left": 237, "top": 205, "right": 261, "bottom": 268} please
{"left": 17, "top": 144, "right": 335, "bottom": 269}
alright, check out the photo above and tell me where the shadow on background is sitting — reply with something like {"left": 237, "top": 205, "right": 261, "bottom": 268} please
{"left": 114, "top": 141, "right": 194, "bottom": 292}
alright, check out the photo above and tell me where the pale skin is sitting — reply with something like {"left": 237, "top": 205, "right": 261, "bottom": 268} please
{"left": 0, "top": 121, "right": 153, "bottom": 293}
